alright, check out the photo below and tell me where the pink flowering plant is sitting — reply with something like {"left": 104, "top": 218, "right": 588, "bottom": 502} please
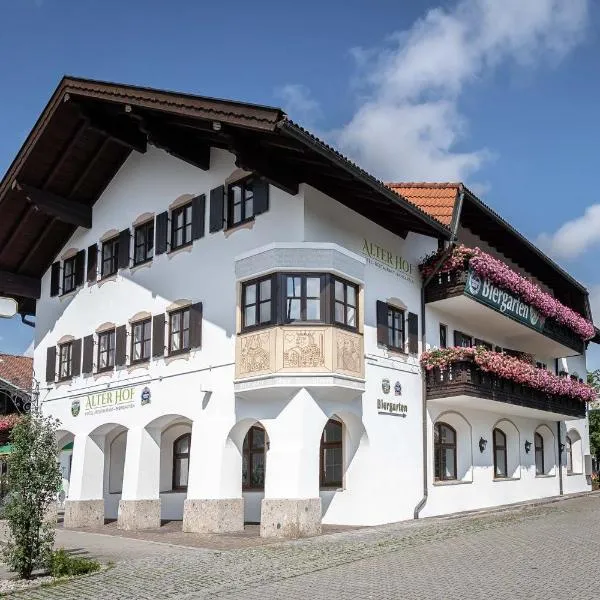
{"left": 421, "top": 346, "right": 596, "bottom": 403}
{"left": 419, "top": 245, "right": 595, "bottom": 341}
{"left": 0, "top": 414, "right": 23, "bottom": 432}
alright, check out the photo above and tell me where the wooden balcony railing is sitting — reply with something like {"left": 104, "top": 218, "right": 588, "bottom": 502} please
{"left": 425, "top": 360, "right": 586, "bottom": 418}
{"left": 425, "top": 271, "right": 584, "bottom": 354}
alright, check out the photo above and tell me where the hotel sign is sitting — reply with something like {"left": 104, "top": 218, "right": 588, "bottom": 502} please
{"left": 71, "top": 385, "right": 138, "bottom": 417}
{"left": 464, "top": 270, "right": 545, "bottom": 333}
{"left": 361, "top": 239, "right": 416, "bottom": 284}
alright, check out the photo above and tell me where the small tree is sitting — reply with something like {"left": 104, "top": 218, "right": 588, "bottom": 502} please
{"left": 588, "top": 370, "right": 600, "bottom": 462}
{"left": 3, "top": 414, "right": 61, "bottom": 579}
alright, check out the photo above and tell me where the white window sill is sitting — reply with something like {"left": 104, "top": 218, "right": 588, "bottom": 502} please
{"left": 493, "top": 477, "right": 520, "bottom": 482}
{"left": 567, "top": 472, "right": 584, "bottom": 476}
{"left": 433, "top": 479, "right": 472, "bottom": 486}
{"left": 535, "top": 474, "right": 556, "bottom": 479}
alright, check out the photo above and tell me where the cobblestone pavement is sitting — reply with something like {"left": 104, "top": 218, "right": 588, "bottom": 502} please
{"left": 9, "top": 493, "right": 600, "bottom": 599}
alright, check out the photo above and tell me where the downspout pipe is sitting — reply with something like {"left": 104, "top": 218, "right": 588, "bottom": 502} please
{"left": 557, "top": 421, "right": 563, "bottom": 496}
{"left": 414, "top": 187, "right": 465, "bottom": 519}
{"left": 21, "top": 313, "right": 35, "bottom": 328}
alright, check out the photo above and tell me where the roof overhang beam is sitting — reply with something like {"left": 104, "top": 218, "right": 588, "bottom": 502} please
{"left": 0, "top": 271, "right": 41, "bottom": 299}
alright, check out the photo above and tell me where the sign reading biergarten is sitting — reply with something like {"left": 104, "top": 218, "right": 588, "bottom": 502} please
{"left": 465, "top": 269, "right": 545, "bottom": 332}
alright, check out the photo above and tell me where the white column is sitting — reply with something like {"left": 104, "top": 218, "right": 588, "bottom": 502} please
{"left": 63, "top": 433, "right": 105, "bottom": 528}
{"left": 117, "top": 426, "right": 161, "bottom": 530}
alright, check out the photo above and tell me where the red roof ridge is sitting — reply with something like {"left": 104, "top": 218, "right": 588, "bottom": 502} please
{"left": 387, "top": 182, "right": 461, "bottom": 189}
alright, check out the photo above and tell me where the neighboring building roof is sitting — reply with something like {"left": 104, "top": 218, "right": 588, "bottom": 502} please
{"left": 0, "top": 77, "right": 449, "bottom": 317}
{"left": 388, "top": 183, "right": 460, "bottom": 227}
{"left": 0, "top": 353, "right": 33, "bottom": 392}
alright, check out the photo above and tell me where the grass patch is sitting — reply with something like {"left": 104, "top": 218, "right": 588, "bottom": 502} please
{"left": 49, "top": 549, "right": 101, "bottom": 578}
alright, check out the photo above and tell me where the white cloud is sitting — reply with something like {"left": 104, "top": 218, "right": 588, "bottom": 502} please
{"left": 537, "top": 204, "right": 600, "bottom": 261}
{"left": 285, "top": 0, "right": 589, "bottom": 183}
{"left": 276, "top": 84, "right": 322, "bottom": 127}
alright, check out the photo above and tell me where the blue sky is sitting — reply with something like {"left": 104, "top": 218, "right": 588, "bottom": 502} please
{"left": 2, "top": 0, "right": 600, "bottom": 367}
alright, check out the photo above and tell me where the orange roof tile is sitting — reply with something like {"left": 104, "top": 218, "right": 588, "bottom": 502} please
{"left": 0, "top": 353, "right": 33, "bottom": 392}
{"left": 387, "top": 183, "right": 460, "bottom": 226}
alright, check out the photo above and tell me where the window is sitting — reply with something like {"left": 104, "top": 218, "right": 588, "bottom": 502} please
{"left": 171, "top": 203, "right": 193, "bottom": 250}
{"left": 172, "top": 434, "right": 191, "bottom": 491}
{"left": 101, "top": 237, "right": 119, "bottom": 278}
{"left": 169, "top": 307, "right": 190, "bottom": 354}
{"left": 320, "top": 419, "right": 343, "bottom": 488}
{"left": 134, "top": 220, "right": 154, "bottom": 265}
{"left": 454, "top": 331, "right": 472, "bottom": 348}
{"left": 333, "top": 279, "right": 358, "bottom": 329}
{"left": 566, "top": 436, "right": 573, "bottom": 474}
{"left": 242, "top": 425, "right": 266, "bottom": 490}
{"left": 58, "top": 343, "right": 73, "bottom": 380}
{"left": 62, "top": 256, "right": 76, "bottom": 294}
{"left": 434, "top": 422, "right": 457, "bottom": 481}
{"left": 535, "top": 432, "right": 544, "bottom": 475}
{"left": 493, "top": 428, "right": 508, "bottom": 478}
{"left": 228, "top": 177, "right": 255, "bottom": 227}
{"left": 242, "top": 276, "right": 273, "bottom": 330}
{"left": 474, "top": 338, "right": 493, "bottom": 350}
{"left": 97, "top": 330, "right": 116, "bottom": 371}
{"left": 131, "top": 319, "right": 151, "bottom": 363}
{"left": 386, "top": 305, "right": 405, "bottom": 351}
{"left": 439, "top": 323, "right": 447, "bottom": 349}
{"left": 285, "top": 275, "right": 322, "bottom": 322}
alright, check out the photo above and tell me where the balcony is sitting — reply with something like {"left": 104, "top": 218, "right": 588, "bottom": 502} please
{"left": 234, "top": 326, "right": 364, "bottom": 399}
{"left": 425, "top": 270, "right": 584, "bottom": 356}
{"left": 425, "top": 360, "right": 586, "bottom": 419}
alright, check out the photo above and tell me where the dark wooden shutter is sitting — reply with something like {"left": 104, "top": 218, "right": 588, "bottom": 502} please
{"left": 152, "top": 313, "right": 165, "bottom": 357}
{"left": 115, "top": 325, "right": 127, "bottom": 366}
{"left": 82, "top": 335, "right": 94, "bottom": 375}
{"left": 74, "top": 249, "right": 86, "bottom": 287}
{"left": 155, "top": 212, "right": 168, "bottom": 255}
{"left": 71, "top": 338, "right": 82, "bottom": 377}
{"left": 253, "top": 178, "right": 269, "bottom": 215}
{"left": 189, "top": 302, "right": 203, "bottom": 349}
{"left": 209, "top": 185, "right": 225, "bottom": 232}
{"left": 118, "top": 228, "right": 131, "bottom": 269}
{"left": 50, "top": 262, "right": 60, "bottom": 297}
{"left": 45, "top": 347, "right": 56, "bottom": 382}
{"left": 376, "top": 301, "right": 388, "bottom": 346}
{"left": 87, "top": 244, "right": 98, "bottom": 282}
{"left": 191, "top": 194, "right": 206, "bottom": 241}
{"left": 407, "top": 312, "right": 419, "bottom": 354}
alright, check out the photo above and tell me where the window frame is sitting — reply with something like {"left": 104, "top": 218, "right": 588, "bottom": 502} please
{"left": 284, "top": 273, "right": 325, "bottom": 324}
{"left": 439, "top": 323, "right": 447, "bottom": 349}
{"left": 242, "top": 425, "right": 267, "bottom": 491}
{"left": 454, "top": 330, "right": 473, "bottom": 348}
{"left": 131, "top": 319, "right": 152, "bottom": 364}
{"left": 227, "top": 176, "right": 255, "bottom": 229}
{"left": 434, "top": 422, "right": 457, "bottom": 482}
{"left": 101, "top": 236, "right": 120, "bottom": 278}
{"left": 58, "top": 342, "right": 73, "bottom": 381}
{"left": 320, "top": 419, "right": 343, "bottom": 489}
{"left": 332, "top": 277, "right": 359, "bottom": 331}
{"left": 62, "top": 256, "right": 77, "bottom": 294}
{"left": 172, "top": 433, "right": 191, "bottom": 491}
{"left": 133, "top": 220, "right": 155, "bottom": 266}
{"left": 493, "top": 428, "right": 508, "bottom": 479}
{"left": 386, "top": 305, "right": 406, "bottom": 352}
{"left": 168, "top": 307, "right": 191, "bottom": 355}
{"left": 170, "top": 203, "right": 193, "bottom": 251}
{"left": 534, "top": 432, "right": 544, "bottom": 476}
{"left": 97, "top": 329, "right": 116, "bottom": 372}
{"left": 241, "top": 275, "right": 275, "bottom": 332}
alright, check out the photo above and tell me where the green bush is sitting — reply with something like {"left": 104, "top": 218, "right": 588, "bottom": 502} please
{"left": 49, "top": 549, "right": 100, "bottom": 578}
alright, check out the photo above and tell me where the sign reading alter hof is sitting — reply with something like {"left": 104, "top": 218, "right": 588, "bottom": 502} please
{"left": 361, "top": 239, "right": 416, "bottom": 284}
{"left": 377, "top": 398, "right": 408, "bottom": 417}
{"left": 75, "top": 385, "right": 138, "bottom": 417}
{"left": 464, "top": 269, "right": 545, "bottom": 333}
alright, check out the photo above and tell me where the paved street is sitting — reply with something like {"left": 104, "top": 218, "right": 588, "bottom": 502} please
{"left": 9, "top": 493, "right": 600, "bottom": 599}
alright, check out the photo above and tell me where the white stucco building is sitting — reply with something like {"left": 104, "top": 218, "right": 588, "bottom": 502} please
{"left": 0, "top": 78, "right": 595, "bottom": 537}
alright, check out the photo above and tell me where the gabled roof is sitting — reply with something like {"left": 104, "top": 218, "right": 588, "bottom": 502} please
{"left": 388, "top": 182, "right": 591, "bottom": 319}
{"left": 0, "top": 354, "right": 32, "bottom": 393}
{"left": 0, "top": 77, "right": 450, "bottom": 316}
{"left": 388, "top": 183, "right": 460, "bottom": 227}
